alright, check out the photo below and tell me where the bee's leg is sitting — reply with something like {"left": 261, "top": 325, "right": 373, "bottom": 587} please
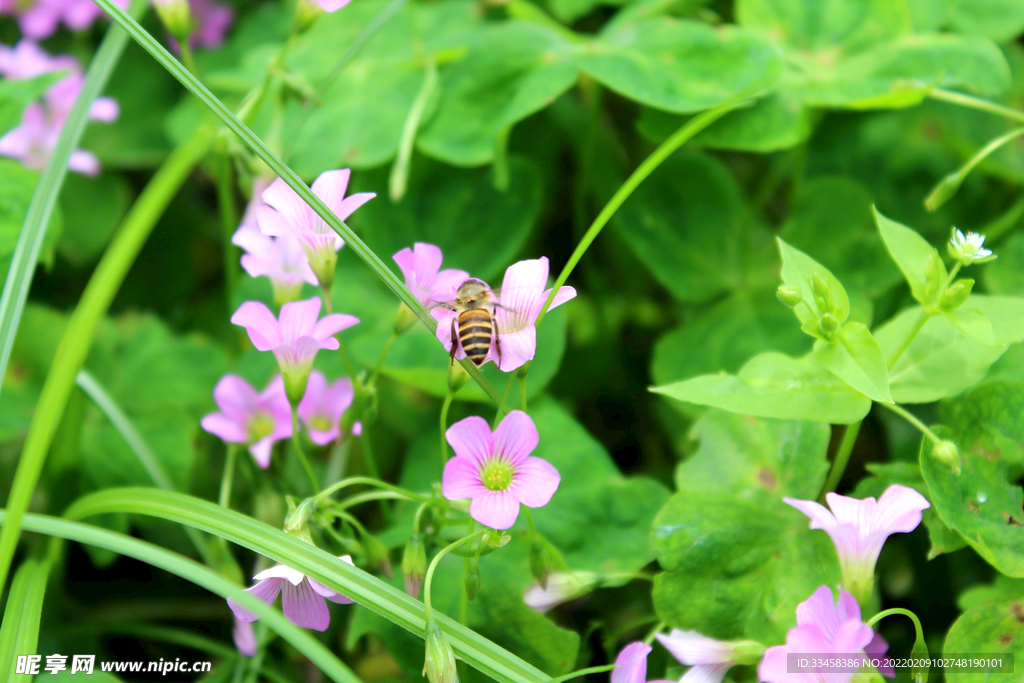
{"left": 449, "top": 317, "right": 458, "bottom": 365}
{"left": 493, "top": 316, "right": 503, "bottom": 367}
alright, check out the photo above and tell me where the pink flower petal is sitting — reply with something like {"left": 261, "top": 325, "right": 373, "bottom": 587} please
{"left": 446, "top": 416, "right": 494, "bottom": 467}
{"left": 783, "top": 497, "right": 838, "bottom": 530}
{"left": 278, "top": 297, "right": 322, "bottom": 343}
{"left": 200, "top": 413, "right": 247, "bottom": 443}
{"left": 261, "top": 178, "right": 311, "bottom": 234}
{"left": 212, "top": 374, "right": 259, "bottom": 421}
{"left": 496, "top": 326, "right": 536, "bottom": 372}
{"left": 432, "top": 308, "right": 459, "bottom": 354}
{"left": 442, "top": 455, "right": 487, "bottom": 501}
{"left": 542, "top": 284, "right": 577, "bottom": 311}
{"left": 499, "top": 257, "right": 548, "bottom": 328}
{"left": 655, "top": 630, "right": 736, "bottom": 666}
{"left": 88, "top": 97, "right": 119, "bottom": 122}
{"left": 281, "top": 580, "right": 330, "bottom": 631}
{"left": 248, "top": 437, "right": 274, "bottom": 468}
{"left": 611, "top": 642, "right": 651, "bottom": 683}
{"left": 312, "top": 313, "right": 359, "bottom": 342}
{"left": 510, "top": 457, "right": 560, "bottom": 508}
{"left": 335, "top": 192, "right": 376, "bottom": 221}
{"left": 254, "top": 563, "right": 306, "bottom": 584}
{"left": 231, "top": 301, "right": 282, "bottom": 351}
{"left": 493, "top": 410, "right": 539, "bottom": 465}
{"left": 233, "top": 618, "right": 257, "bottom": 656}
{"left": 469, "top": 489, "right": 520, "bottom": 529}
{"left": 679, "top": 664, "right": 732, "bottom": 683}
{"left": 227, "top": 577, "right": 283, "bottom": 622}
{"left": 430, "top": 269, "right": 471, "bottom": 306}
{"left": 317, "top": 0, "right": 351, "bottom": 11}
{"left": 795, "top": 585, "right": 843, "bottom": 630}
{"left": 68, "top": 149, "right": 100, "bottom": 176}
{"left": 311, "top": 169, "right": 351, "bottom": 210}
{"left": 869, "top": 484, "right": 930, "bottom": 534}
{"left": 298, "top": 370, "right": 328, "bottom": 423}
{"left": 255, "top": 203, "right": 295, "bottom": 238}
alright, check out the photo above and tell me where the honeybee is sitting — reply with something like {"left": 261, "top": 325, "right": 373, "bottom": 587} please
{"left": 441, "top": 279, "right": 503, "bottom": 367}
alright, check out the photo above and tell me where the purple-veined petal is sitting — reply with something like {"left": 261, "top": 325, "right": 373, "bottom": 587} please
{"left": 679, "top": 664, "right": 732, "bottom": 683}
{"left": 212, "top": 374, "right": 259, "bottom": 422}
{"left": 334, "top": 192, "right": 376, "bottom": 222}
{"left": 308, "top": 577, "right": 355, "bottom": 604}
{"left": 442, "top": 455, "right": 487, "bottom": 501}
{"left": 297, "top": 370, "right": 328, "bottom": 423}
{"left": 281, "top": 580, "right": 330, "bottom": 631}
{"left": 469, "top": 489, "right": 520, "bottom": 529}
{"left": 231, "top": 301, "right": 282, "bottom": 351}
{"left": 867, "top": 485, "right": 930, "bottom": 534}
{"left": 541, "top": 284, "right": 577, "bottom": 312}
{"left": 261, "top": 178, "right": 313, "bottom": 234}
{"left": 499, "top": 257, "right": 548, "bottom": 324}
{"left": 432, "top": 308, "right": 460, "bottom": 354}
{"left": 445, "top": 416, "right": 494, "bottom": 467}
{"left": 611, "top": 642, "right": 650, "bottom": 683}
{"left": 795, "top": 585, "right": 843, "bottom": 630}
{"left": 278, "top": 297, "right": 321, "bottom": 343}
{"left": 655, "top": 630, "right": 737, "bottom": 666}
{"left": 312, "top": 313, "right": 359, "bottom": 342}
{"left": 492, "top": 410, "right": 539, "bottom": 465}
{"left": 834, "top": 587, "right": 862, "bottom": 623}
{"left": 311, "top": 169, "right": 351, "bottom": 213}
{"left": 227, "top": 577, "right": 283, "bottom": 622}
{"left": 255, "top": 203, "right": 296, "bottom": 238}
{"left": 784, "top": 497, "right": 839, "bottom": 530}
{"left": 233, "top": 618, "right": 257, "bottom": 656}
{"left": 510, "top": 457, "right": 560, "bottom": 508}
{"left": 496, "top": 326, "right": 536, "bottom": 372}
{"left": 200, "top": 413, "right": 248, "bottom": 443}
{"left": 325, "top": 377, "right": 355, "bottom": 421}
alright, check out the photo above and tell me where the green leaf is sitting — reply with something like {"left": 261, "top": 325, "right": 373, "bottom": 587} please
{"left": 777, "top": 237, "right": 851, "bottom": 325}
{"left": 982, "top": 232, "right": 1024, "bottom": 296}
{"left": 0, "top": 556, "right": 49, "bottom": 683}
{"left": 780, "top": 177, "right": 902, "bottom": 298}
{"left": 0, "top": 71, "right": 66, "bottom": 135}
{"left": 736, "top": 0, "right": 912, "bottom": 54}
{"left": 638, "top": 87, "right": 812, "bottom": 153}
{"left": 613, "top": 151, "right": 775, "bottom": 303}
{"left": 651, "top": 351, "right": 872, "bottom": 424}
{"left": 0, "top": 159, "right": 63, "bottom": 280}
{"left": 578, "top": 19, "right": 782, "bottom": 114}
{"left": 921, "top": 385, "right": 1024, "bottom": 576}
{"left": 943, "top": 594, "right": 1024, "bottom": 683}
{"left": 942, "top": 305, "right": 997, "bottom": 347}
{"left": 651, "top": 288, "right": 812, "bottom": 386}
{"left": 813, "top": 322, "right": 892, "bottom": 403}
{"left": 350, "top": 156, "right": 541, "bottom": 283}
{"left": 946, "top": 0, "right": 1024, "bottom": 43}
{"left": 874, "top": 207, "right": 945, "bottom": 306}
{"left": 418, "top": 22, "right": 579, "bottom": 166}
{"left": 651, "top": 491, "right": 840, "bottom": 642}
{"left": 956, "top": 574, "right": 1024, "bottom": 612}
{"left": 57, "top": 172, "right": 132, "bottom": 264}
{"left": 675, "top": 409, "right": 831, "bottom": 503}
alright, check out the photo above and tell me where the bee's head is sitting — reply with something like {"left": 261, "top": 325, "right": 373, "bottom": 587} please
{"left": 455, "top": 279, "right": 490, "bottom": 303}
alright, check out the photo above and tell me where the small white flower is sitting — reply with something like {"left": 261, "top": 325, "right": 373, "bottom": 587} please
{"left": 949, "top": 228, "right": 995, "bottom": 263}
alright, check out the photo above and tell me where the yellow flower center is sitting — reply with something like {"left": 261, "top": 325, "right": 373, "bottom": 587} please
{"left": 481, "top": 460, "right": 514, "bottom": 491}
{"left": 310, "top": 415, "right": 333, "bottom": 432}
{"left": 248, "top": 413, "right": 275, "bottom": 442}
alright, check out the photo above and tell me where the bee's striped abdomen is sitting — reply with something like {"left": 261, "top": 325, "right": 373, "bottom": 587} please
{"left": 458, "top": 309, "right": 492, "bottom": 366}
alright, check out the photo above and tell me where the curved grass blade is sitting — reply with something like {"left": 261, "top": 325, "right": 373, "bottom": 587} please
{"left": 0, "top": 0, "right": 147, "bottom": 401}
{"left": 85, "top": 0, "right": 502, "bottom": 406}
{"left": 0, "top": 555, "right": 51, "bottom": 680}
{"left": 62, "top": 488, "right": 550, "bottom": 683}
{"left": 0, "top": 511, "right": 361, "bottom": 683}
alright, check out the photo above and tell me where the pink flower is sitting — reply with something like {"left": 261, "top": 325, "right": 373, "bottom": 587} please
{"left": 230, "top": 297, "right": 358, "bottom": 404}
{"left": 297, "top": 370, "right": 355, "bottom": 445}
{"left": 6, "top": 0, "right": 128, "bottom": 39}
{"left": 784, "top": 485, "right": 929, "bottom": 603}
{"left": 0, "top": 43, "right": 118, "bottom": 175}
{"left": 186, "top": 0, "right": 233, "bottom": 47}
{"left": 256, "top": 169, "right": 375, "bottom": 289}
{"left": 393, "top": 243, "right": 469, "bottom": 308}
{"left": 523, "top": 572, "right": 598, "bottom": 613}
{"left": 232, "top": 618, "right": 257, "bottom": 657}
{"left": 232, "top": 223, "right": 317, "bottom": 306}
{"left": 655, "top": 630, "right": 763, "bottom": 683}
{"left": 758, "top": 586, "right": 889, "bottom": 683}
{"left": 442, "top": 410, "right": 560, "bottom": 530}
{"left": 431, "top": 257, "right": 576, "bottom": 372}
{"left": 228, "top": 556, "right": 355, "bottom": 632}
{"left": 200, "top": 374, "right": 292, "bottom": 468}
{"left": 611, "top": 642, "right": 674, "bottom": 683}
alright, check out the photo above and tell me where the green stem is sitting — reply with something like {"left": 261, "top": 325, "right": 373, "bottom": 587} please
{"left": 545, "top": 665, "right": 618, "bottom": 683}
{"left": 91, "top": 0, "right": 505, "bottom": 405}
{"left": 315, "top": 476, "right": 430, "bottom": 504}
{"left": 534, "top": 89, "right": 763, "bottom": 327}
{"left": 0, "top": 129, "right": 211, "bottom": 594}
{"left": 523, "top": 506, "right": 538, "bottom": 541}
{"left": 423, "top": 529, "right": 487, "bottom": 624}
{"left": 518, "top": 375, "right": 528, "bottom": 412}
{"left": 178, "top": 41, "right": 198, "bottom": 75}
{"left": 493, "top": 376, "right": 516, "bottom": 428}
{"left": 878, "top": 403, "right": 942, "bottom": 445}
{"left": 219, "top": 443, "right": 238, "bottom": 508}
{"left": 886, "top": 310, "right": 932, "bottom": 370}
{"left": 357, "top": 430, "right": 389, "bottom": 522}
{"left": 867, "top": 607, "right": 924, "bottom": 635}
{"left": 819, "top": 420, "right": 861, "bottom": 501}
{"left": 292, "top": 407, "right": 321, "bottom": 493}
{"left": 216, "top": 153, "right": 239, "bottom": 305}
{"left": 440, "top": 392, "right": 454, "bottom": 464}
{"left": 929, "top": 88, "right": 1024, "bottom": 124}
{"left": 643, "top": 621, "right": 666, "bottom": 646}
{"left": 389, "top": 56, "right": 437, "bottom": 202}
{"left": 413, "top": 503, "right": 429, "bottom": 534}
{"left": 335, "top": 490, "right": 409, "bottom": 510}
{"left": 371, "top": 332, "right": 398, "bottom": 387}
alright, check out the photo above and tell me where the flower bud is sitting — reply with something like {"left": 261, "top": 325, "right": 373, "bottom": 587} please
{"left": 447, "top": 361, "right": 470, "bottom": 394}
{"left": 529, "top": 542, "right": 550, "bottom": 589}
{"left": 819, "top": 312, "right": 841, "bottom": 340}
{"left": 402, "top": 535, "right": 427, "bottom": 598}
{"left": 483, "top": 530, "right": 510, "bottom": 548}
{"left": 516, "top": 362, "right": 530, "bottom": 380}
{"left": 282, "top": 371, "right": 309, "bottom": 408}
{"left": 394, "top": 302, "right": 419, "bottom": 335}
{"left": 732, "top": 641, "right": 767, "bottom": 665}
{"left": 924, "top": 254, "right": 943, "bottom": 303}
{"left": 939, "top": 278, "right": 974, "bottom": 312}
{"left": 777, "top": 284, "right": 803, "bottom": 308}
{"left": 464, "top": 559, "right": 481, "bottom": 602}
{"left": 294, "top": 0, "right": 323, "bottom": 33}
{"left": 284, "top": 498, "right": 318, "bottom": 532}
{"left": 152, "top": 0, "right": 193, "bottom": 41}
{"left": 363, "top": 532, "right": 393, "bottom": 579}
{"left": 924, "top": 172, "right": 963, "bottom": 213}
{"left": 812, "top": 272, "right": 833, "bottom": 313}
{"left": 932, "top": 440, "right": 961, "bottom": 475}
{"left": 423, "top": 622, "right": 459, "bottom": 683}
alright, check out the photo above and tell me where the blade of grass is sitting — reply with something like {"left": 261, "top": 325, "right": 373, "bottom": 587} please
{"left": 85, "top": 0, "right": 502, "bottom": 406}
{"left": 0, "top": 129, "right": 212, "bottom": 595}
{"left": 0, "top": 554, "right": 51, "bottom": 683}
{"left": 62, "top": 488, "right": 550, "bottom": 683}
{"left": 0, "top": 0, "right": 147, "bottom": 402}
{"left": 0, "top": 511, "right": 361, "bottom": 683}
